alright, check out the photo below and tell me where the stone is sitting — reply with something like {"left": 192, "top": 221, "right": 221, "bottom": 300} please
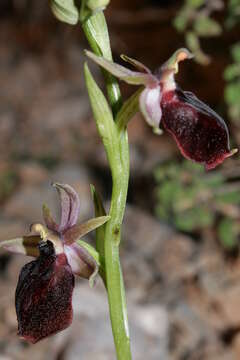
{"left": 3, "top": 162, "right": 93, "bottom": 223}
{"left": 18, "top": 162, "right": 49, "bottom": 185}
{"left": 0, "top": 219, "right": 26, "bottom": 241}
{"left": 63, "top": 282, "right": 169, "bottom": 360}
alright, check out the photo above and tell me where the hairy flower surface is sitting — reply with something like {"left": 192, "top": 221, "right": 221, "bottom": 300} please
{"left": 0, "top": 183, "right": 109, "bottom": 343}
{"left": 86, "top": 49, "right": 237, "bottom": 169}
{"left": 161, "top": 88, "right": 233, "bottom": 170}
{"left": 16, "top": 241, "right": 74, "bottom": 343}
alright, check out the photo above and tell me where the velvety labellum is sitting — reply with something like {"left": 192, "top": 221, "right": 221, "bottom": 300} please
{"left": 161, "top": 88, "right": 232, "bottom": 170}
{"left": 15, "top": 241, "right": 74, "bottom": 343}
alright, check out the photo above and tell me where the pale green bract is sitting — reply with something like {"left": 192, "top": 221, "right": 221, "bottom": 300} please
{"left": 87, "top": 0, "right": 110, "bottom": 11}
{"left": 51, "top": 0, "right": 79, "bottom": 25}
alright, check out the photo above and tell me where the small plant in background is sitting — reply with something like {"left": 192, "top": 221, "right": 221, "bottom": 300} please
{"left": 154, "top": 160, "right": 240, "bottom": 251}
{"left": 0, "top": 169, "right": 18, "bottom": 203}
{"left": 224, "top": 43, "right": 240, "bottom": 124}
{"left": 226, "top": 0, "right": 240, "bottom": 28}
{"left": 174, "top": 0, "right": 240, "bottom": 125}
{"left": 173, "top": 0, "right": 223, "bottom": 65}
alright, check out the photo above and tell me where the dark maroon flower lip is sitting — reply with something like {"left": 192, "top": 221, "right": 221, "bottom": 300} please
{"left": 16, "top": 240, "right": 74, "bottom": 344}
{"left": 176, "top": 89, "right": 230, "bottom": 139}
{"left": 161, "top": 88, "right": 236, "bottom": 170}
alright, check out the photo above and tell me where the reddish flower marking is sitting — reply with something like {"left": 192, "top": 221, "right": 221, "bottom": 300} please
{"left": 161, "top": 88, "right": 233, "bottom": 170}
{"left": 16, "top": 241, "right": 74, "bottom": 343}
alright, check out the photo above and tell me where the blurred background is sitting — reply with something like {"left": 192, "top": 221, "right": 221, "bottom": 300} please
{"left": 0, "top": 0, "right": 240, "bottom": 359}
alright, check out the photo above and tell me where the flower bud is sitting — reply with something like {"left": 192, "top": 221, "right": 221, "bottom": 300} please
{"left": 87, "top": 0, "right": 110, "bottom": 11}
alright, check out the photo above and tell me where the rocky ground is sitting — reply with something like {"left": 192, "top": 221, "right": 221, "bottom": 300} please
{"left": 0, "top": 6, "right": 240, "bottom": 360}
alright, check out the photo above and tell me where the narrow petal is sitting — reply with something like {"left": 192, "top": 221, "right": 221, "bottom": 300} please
{"left": 0, "top": 236, "right": 41, "bottom": 257}
{"left": 120, "top": 55, "right": 151, "bottom": 74}
{"left": 161, "top": 88, "right": 236, "bottom": 169}
{"left": 54, "top": 183, "right": 80, "bottom": 231}
{"left": 63, "top": 216, "right": 110, "bottom": 245}
{"left": 42, "top": 204, "right": 59, "bottom": 232}
{"left": 139, "top": 86, "right": 162, "bottom": 128}
{"left": 64, "top": 243, "right": 98, "bottom": 285}
{"left": 85, "top": 50, "right": 156, "bottom": 86}
{"left": 16, "top": 241, "right": 74, "bottom": 343}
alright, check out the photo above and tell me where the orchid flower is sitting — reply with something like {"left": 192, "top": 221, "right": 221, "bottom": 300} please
{"left": 86, "top": 49, "right": 237, "bottom": 170}
{"left": 0, "top": 183, "right": 110, "bottom": 343}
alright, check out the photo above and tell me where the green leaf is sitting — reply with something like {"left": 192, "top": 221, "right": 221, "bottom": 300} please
{"left": 224, "top": 64, "right": 240, "bottom": 81}
{"left": 175, "top": 207, "right": 214, "bottom": 232}
{"left": 90, "top": 184, "right": 106, "bottom": 217}
{"left": 173, "top": 13, "right": 188, "bottom": 32}
{"left": 202, "top": 173, "right": 224, "bottom": 187}
{"left": 83, "top": 12, "right": 112, "bottom": 60}
{"left": 90, "top": 184, "right": 106, "bottom": 269}
{"left": 194, "top": 16, "right": 222, "bottom": 37}
{"left": 231, "top": 43, "right": 240, "bottom": 63}
{"left": 185, "top": 31, "right": 210, "bottom": 65}
{"left": 186, "top": 0, "right": 205, "bottom": 8}
{"left": 156, "top": 181, "right": 180, "bottom": 208}
{"left": 82, "top": 11, "right": 122, "bottom": 116}
{"left": 155, "top": 204, "right": 169, "bottom": 221}
{"left": 216, "top": 190, "right": 240, "bottom": 205}
{"left": 84, "top": 62, "right": 117, "bottom": 161}
{"left": 116, "top": 88, "right": 142, "bottom": 131}
{"left": 51, "top": 0, "right": 79, "bottom": 25}
{"left": 218, "top": 218, "right": 238, "bottom": 250}
{"left": 225, "top": 83, "right": 240, "bottom": 105}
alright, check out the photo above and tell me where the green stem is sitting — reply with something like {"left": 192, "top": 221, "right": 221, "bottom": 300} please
{"left": 104, "top": 129, "right": 131, "bottom": 359}
{"left": 82, "top": 11, "right": 122, "bottom": 116}
{"left": 82, "top": 9, "right": 132, "bottom": 360}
